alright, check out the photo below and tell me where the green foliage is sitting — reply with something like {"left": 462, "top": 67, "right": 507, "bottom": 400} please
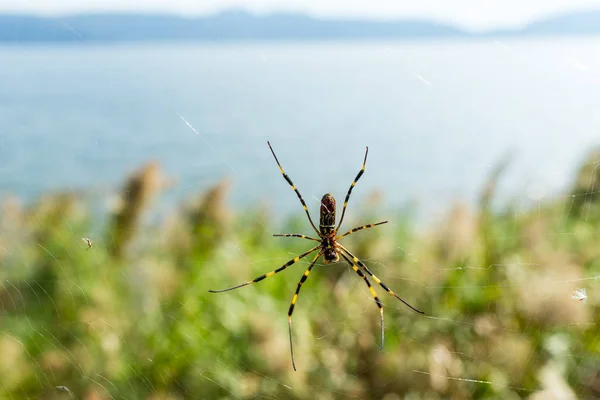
{"left": 0, "top": 159, "right": 598, "bottom": 399}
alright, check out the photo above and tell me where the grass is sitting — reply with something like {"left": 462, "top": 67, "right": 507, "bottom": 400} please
{"left": 0, "top": 150, "right": 599, "bottom": 399}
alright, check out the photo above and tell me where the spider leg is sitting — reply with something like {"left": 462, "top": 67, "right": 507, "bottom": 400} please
{"left": 335, "top": 146, "right": 368, "bottom": 233}
{"left": 338, "top": 245, "right": 424, "bottom": 314}
{"left": 340, "top": 252, "right": 384, "bottom": 350}
{"left": 209, "top": 244, "right": 320, "bottom": 293}
{"left": 288, "top": 250, "right": 323, "bottom": 371}
{"left": 268, "top": 141, "right": 320, "bottom": 235}
{"left": 335, "top": 221, "right": 388, "bottom": 241}
{"left": 273, "top": 233, "right": 321, "bottom": 242}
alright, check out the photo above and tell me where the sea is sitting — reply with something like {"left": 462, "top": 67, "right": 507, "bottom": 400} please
{"left": 2, "top": 37, "right": 600, "bottom": 222}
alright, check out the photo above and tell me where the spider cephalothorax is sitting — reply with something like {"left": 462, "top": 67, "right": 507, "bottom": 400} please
{"left": 209, "top": 141, "right": 424, "bottom": 371}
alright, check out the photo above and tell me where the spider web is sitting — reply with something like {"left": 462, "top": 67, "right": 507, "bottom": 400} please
{"left": 0, "top": 34, "right": 599, "bottom": 399}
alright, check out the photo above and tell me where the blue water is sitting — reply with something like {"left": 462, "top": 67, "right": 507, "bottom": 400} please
{"left": 2, "top": 38, "right": 600, "bottom": 220}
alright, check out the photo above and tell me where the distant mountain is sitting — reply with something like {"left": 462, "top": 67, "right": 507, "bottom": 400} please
{"left": 0, "top": 9, "right": 600, "bottom": 43}
{"left": 521, "top": 10, "right": 600, "bottom": 35}
{"left": 0, "top": 11, "right": 466, "bottom": 42}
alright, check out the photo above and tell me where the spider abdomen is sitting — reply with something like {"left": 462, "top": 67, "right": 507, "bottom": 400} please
{"left": 319, "top": 193, "right": 336, "bottom": 236}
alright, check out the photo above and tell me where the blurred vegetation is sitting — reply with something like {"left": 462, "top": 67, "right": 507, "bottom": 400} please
{"left": 0, "top": 151, "right": 599, "bottom": 400}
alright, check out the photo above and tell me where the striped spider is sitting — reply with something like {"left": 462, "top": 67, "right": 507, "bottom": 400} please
{"left": 210, "top": 141, "right": 424, "bottom": 370}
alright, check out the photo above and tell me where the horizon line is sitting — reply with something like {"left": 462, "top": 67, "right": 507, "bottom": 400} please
{"left": 1, "top": 6, "right": 599, "bottom": 32}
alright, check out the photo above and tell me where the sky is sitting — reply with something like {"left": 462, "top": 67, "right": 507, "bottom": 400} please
{"left": 2, "top": 0, "right": 600, "bottom": 30}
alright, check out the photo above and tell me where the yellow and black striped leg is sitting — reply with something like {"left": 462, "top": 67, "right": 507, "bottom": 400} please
{"left": 267, "top": 141, "right": 320, "bottom": 235}
{"left": 340, "top": 252, "right": 384, "bottom": 349}
{"left": 288, "top": 251, "right": 323, "bottom": 371}
{"left": 339, "top": 245, "right": 424, "bottom": 315}
{"left": 209, "top": 244, "right": 320, "bottom": 293}
{"left": 273, "top": 233, "right": 321, "bottom": 242}
{"left": 335, "top": 146, "right": 368, "bottom": 232}
{"left": 335, "top": 221, "right": 388, "bottom": 241}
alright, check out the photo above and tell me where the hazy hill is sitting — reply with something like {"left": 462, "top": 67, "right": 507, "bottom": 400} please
{"left": 0, "top": 9, "right": 599, "bottom": 42}
{"left": 0, "top": 11, "right": 465, "bottom": 42}
{"left": 522, "top": 9, "right": 600, "bottom": 35}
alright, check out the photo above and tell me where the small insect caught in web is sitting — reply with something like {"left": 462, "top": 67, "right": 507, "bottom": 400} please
{"left": 571, "top": 288, "right": 587, "bottom": 303}
{"left": 82, "top": 237, "right": 93, "bottom": 250}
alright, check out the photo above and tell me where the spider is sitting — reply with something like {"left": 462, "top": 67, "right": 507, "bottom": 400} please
{"left": 209, "top": 141, "right": 424, "bottom": 370}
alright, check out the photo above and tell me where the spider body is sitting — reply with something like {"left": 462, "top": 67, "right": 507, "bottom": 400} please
{"left": 209, "top": 141, "right": 424, "bottom": 371}
{"left": 319, "top": 193, "right": 339, "bottom": 263}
